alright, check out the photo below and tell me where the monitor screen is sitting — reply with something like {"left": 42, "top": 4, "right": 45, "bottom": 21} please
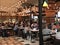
{"left": 58, "top": 11, "right": 60, "bottom": 17}
{"left": 34, "top": 16, "right": 38, "bottom": 19}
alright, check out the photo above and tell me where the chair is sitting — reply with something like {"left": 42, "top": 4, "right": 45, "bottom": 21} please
{"left": 43, "top": 34, "right": 52, "bottom": 45}
{"left": 54, "top": 39, "right": 60, "bottom": 45}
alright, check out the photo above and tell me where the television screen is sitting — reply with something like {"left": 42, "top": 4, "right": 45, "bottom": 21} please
{"left": 34, "top": 16, "right": 38, "bottom": 19}
{"left": 58, "top": 11, "right": 60, "bottom": 17}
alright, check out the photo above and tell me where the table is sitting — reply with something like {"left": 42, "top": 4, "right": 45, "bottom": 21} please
{"left": 2, "top": 27, "right": 14, "bottom": 36}
{"left": 31, "top": 29, "right": 39, "bottom": 40}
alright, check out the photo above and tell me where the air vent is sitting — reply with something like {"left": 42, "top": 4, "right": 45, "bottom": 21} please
{"left": 55, "top": 0, "right": 60, "bottom": 2}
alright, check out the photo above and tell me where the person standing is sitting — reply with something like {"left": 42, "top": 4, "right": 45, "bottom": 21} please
{"left": 13, "top": 23, "right": 18, "bottom": 36}
{"left": 18, "top": 24, "right": 24, "bottom": 38}
{"left": 24, "top": 25, "right": 31, "bottom": 40}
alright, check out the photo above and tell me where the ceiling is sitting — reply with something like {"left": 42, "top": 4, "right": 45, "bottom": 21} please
{"left": 0, "top": 0, "right": 22, "bottom": 12}
{"left": 0, "top": 0, "right": 38, "bottom": 12}
{"left": 0, "top": 0, "right": 60, "bottom": 16}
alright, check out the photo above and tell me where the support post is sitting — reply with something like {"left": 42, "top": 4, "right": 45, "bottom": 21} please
{"left": 38, "top": 0, "right": 44, "bottom": 45}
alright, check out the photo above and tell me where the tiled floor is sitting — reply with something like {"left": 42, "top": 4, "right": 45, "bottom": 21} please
{"left": 0, "top": 36, "right": 54, "bottom": 45}
{"left": 0, "top": 36, "right": 55, "bottom": 45}
{"left": 0, "top": 36, "right": 39, "bottom": 45}
{"left": 0, "top": 37, "right": 23, "bottom": 45}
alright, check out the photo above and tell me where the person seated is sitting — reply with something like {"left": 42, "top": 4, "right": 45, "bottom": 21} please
{"left": 42, "top": 24, "right": 52, "bottom": 41}
{"left": 51, "top": 28, "right": 57, "bottom": 34}
{"left": 13, "top": 23, "right": 18, "bottom": 36}
{"left": 52, "top": 23, "right": 57, "bottom": 30}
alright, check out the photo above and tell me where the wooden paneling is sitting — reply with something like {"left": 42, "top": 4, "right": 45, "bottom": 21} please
{"left": 45, "top": 10, "right": 56, "bottom": 17}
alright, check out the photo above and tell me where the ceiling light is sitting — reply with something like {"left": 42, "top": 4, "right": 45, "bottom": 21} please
{"left": 43, "top": 1, "right": 48, "bottom": 7}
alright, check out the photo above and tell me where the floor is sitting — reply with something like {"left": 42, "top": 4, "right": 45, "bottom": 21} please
{"left": 21, "top": 39, "right": 39, "bottom": 45}
{"left": 0, "top": 36, "right": 39, "bottom": 45}
{"left": 15, "top": 37, "right": 39, "bottom": 45}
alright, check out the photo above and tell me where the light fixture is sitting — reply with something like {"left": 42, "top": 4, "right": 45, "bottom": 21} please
{"left": 43, "top": 1, "right": 48, "bottom": 7}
